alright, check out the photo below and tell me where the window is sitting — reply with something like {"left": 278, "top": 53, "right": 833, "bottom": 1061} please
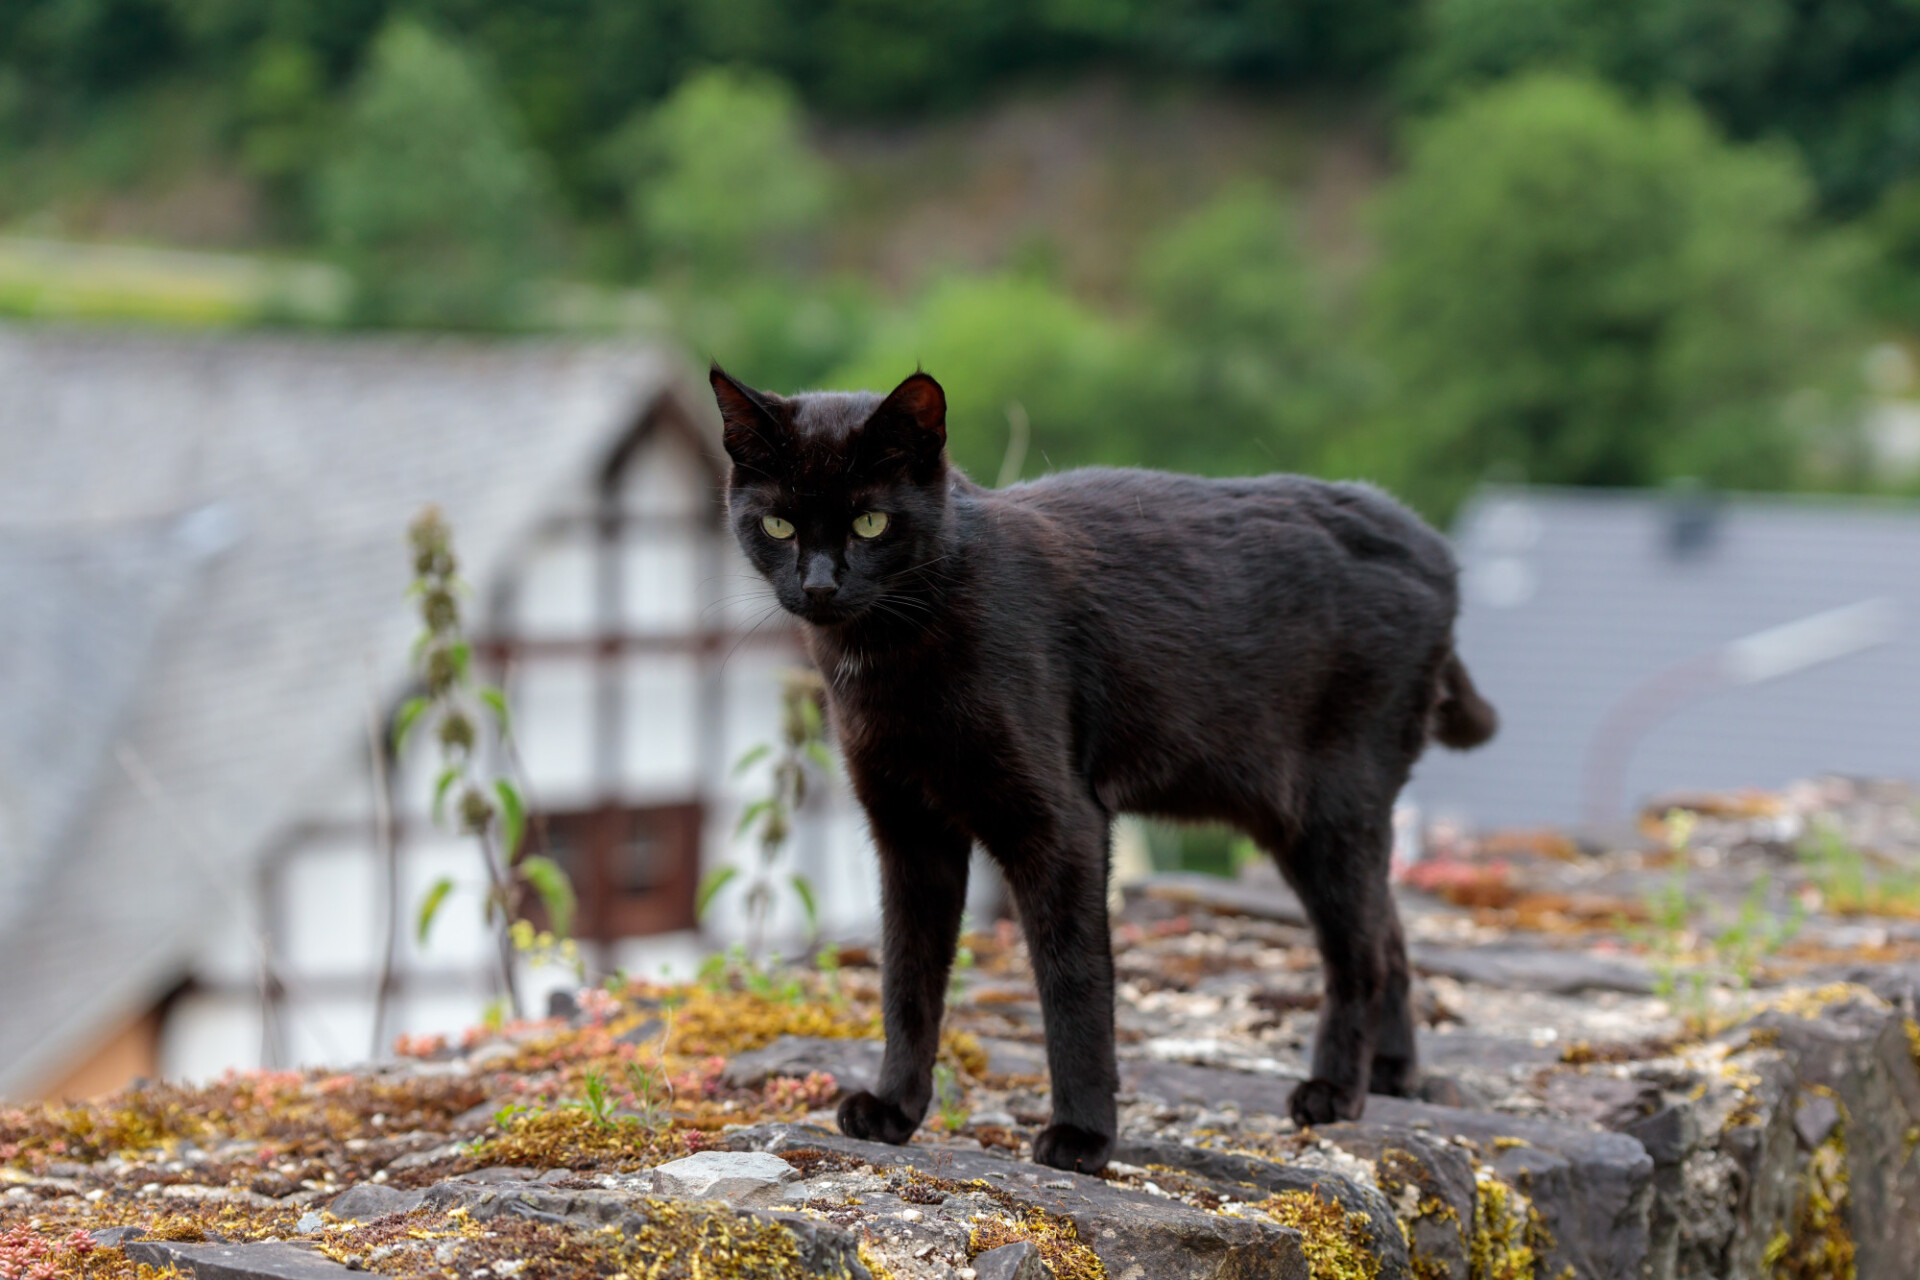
{"left": 533, "top": 804, "right": 703, "bottom": 941}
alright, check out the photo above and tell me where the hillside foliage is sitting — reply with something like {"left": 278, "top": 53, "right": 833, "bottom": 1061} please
{"left": 5, "top": 0, "right": 1920, "bottom": 515}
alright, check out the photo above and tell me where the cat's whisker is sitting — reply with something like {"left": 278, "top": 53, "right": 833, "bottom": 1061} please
{"left": 716, "top": 601, "right": 792, "bottom": 676}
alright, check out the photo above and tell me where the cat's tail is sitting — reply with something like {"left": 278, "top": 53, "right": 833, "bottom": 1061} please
{"left": 1431, "top": 652, "right": 1498, "bottom": 750}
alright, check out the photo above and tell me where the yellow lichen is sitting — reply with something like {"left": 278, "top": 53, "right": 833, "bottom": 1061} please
{"left": 1467, "top": 1169, "right": 1570, "bottom": 1280}
{"left": 1259, "top": 1189, "right": 1381, "bottom": 1280}
{"left": 1769, "top": 1107, "right": 1855, "bottom": 1280}
{"left": 856, "top": 1239, "right": 904, "bottom": 1280}
{"left": 1470, "top": 1174, "right": 1538, "bottom": 1280}
{"left": 969, "top": 1206, "right": 1106, "bottom": 1280}
{"left": 465, "top": 1108, "right": 694, "bottom": 1171}
{"left": 1755, "top": 984, "right": 1886, "bottom": 1021}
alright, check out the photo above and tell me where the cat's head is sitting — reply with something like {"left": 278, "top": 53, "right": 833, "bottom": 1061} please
{"left": 710, "top": 365, "right": 951, "bottom": 627}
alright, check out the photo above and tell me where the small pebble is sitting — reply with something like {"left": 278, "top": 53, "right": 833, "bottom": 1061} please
{"left": 85, "top": 1190, "right": 106, "bottom": 1203}
{"left": 296, "top": 1213, "right": 324, "bottom": 1234}
{"left": 959, "top": 1271, "right": 977, "bottom": 1280}
{"left": 1042, "top": 1179, "right": 1073, "bottom": 1189}
{"left": 896, "top": 1209, "right": 923, "bottom": 1222}
{"left": 913, "top": 1243, "right": 934, "bottom": 1259}
{"left": 140, "top": 1183, "right": 161, "bottom": 1197}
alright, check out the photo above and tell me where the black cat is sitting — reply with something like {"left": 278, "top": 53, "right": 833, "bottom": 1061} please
{"left": 710, "top": 365, "right": 1496, "bottom": 1173}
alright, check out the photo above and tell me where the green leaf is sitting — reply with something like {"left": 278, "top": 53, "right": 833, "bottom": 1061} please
{"left": 803, "top": 740, "right": 836, "bottom": 773}
{"left": 732, "top": 743, "right": 772, "bottom": 776}
{"left": 789, "top": 872, "right": 818, "bottom": 933}
{"left": 392, "top": 696, "right": 431, "bottom": 754}
{"left": 734, "top": 796, "right": 777, "bottom": 837}
{"left": 495, "top": 778, "right": 526, "bottom": 859}
{"left": 798, "top": 693, "right": 823, "bottom": 737}
{"left": 431, "top": 766, "right": 460, "bottom": 823}
{"left": 479, "top": 686, "right": 511, "bottom": 735}
{"left": 695, "top": 865, "right": 738, "bottom": 922}
{"left": 448, "top": 639, "right": 472, "bottom": 681}
{"left": 519, "top": 854, "right": 576, "bottom": 938}
{"left": 416, "top": 876, "right": 456, "bottom": 944}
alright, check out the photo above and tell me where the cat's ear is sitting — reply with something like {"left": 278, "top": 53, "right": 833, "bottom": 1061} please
{"left": 867, "top": 371, "right": 947, "bottom": 470}
{"left": 710, "top": 365, "right": 788, "bottom": 475}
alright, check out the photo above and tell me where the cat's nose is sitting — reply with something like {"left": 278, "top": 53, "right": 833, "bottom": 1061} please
{"left": 802, "top": 555, "right": 839, "bottom": 602}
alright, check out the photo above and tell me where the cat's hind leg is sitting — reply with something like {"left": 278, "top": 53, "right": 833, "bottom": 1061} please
{"left": 1369, "top": 906, "right": 1417, "bottom": 1097}
{"left": 1262, "top": 803, "right": 1392, "bottom": 1127}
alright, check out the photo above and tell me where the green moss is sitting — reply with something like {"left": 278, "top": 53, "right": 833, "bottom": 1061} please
{"left": 1260, "top": 1189, "right": 1381, "bottom": 1280}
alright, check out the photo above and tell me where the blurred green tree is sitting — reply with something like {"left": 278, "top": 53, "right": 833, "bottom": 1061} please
{"left": 1867, "top": 178, "right": 1920, "bottom": 329}
{"left": 827, "top": 273, "right": 1160, "bottom": 480}
{"left": 1349, "top": 73, "right": 1862, "bottom": 518}
{"left": 1137, "top": 182, "right": 1354, "bottom": 473}
{"left": 607, "top": 67, "right": 828, "bottom": 280}
{"left": 1406, "top": 0, "right": 1920, "bottom": 213}
{"left": 314, "top": 18, "right": 552, "bottom": 329}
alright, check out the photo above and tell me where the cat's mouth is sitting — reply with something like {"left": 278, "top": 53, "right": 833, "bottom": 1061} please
{"left": 791, "top": 595, "right": 863, "bottom": 626}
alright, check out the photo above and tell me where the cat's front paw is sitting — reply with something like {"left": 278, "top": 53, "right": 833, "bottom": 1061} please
{"left": 1288, "top": 1078, "right": 1363, "bottom": 1128}
{"left": 836, "top": 1091, "right": 919, "bottom": 1145}
{"left": 1031, "top": 1123, "right": 1113, "bottom": 1174}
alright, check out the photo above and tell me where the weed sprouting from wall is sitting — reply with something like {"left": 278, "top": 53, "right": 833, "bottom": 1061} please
{"left": 396, "top": 505, "right": 580, "bottom": 1021}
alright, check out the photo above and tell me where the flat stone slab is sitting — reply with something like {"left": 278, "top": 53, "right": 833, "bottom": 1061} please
{"left": 1113, "top": 1136, "right": 1410, "bottom": 1280}
{"left": 1127, "top": 872, "right": 1308, "bottom": 926}
{"left": 970, "top": 1240, "right": 1044, "bottom": 1280}
{"left": 1410, "top": 942, "right": 1656, "bottom": 995}
{"left": 1120, "top": 1056, "right": 1653, "bottom": 1280}
{"left": 413, "top": 1179, "right": 871, "bottom": 1277}
{"left": 122, "top": 1242, "right": 355, "bottom": 1280}
{"left": 643, "top": 1150, "right": 800, "bottom": 1206}
{"left": 728, "top": 1122, "right": 1310, "bottom": 1280}
{"left": 326, "top": 1182, "right": 425, "bottom": 1220}
{"left": 720, "top": 1036, "right": 884, "bottom": 1092}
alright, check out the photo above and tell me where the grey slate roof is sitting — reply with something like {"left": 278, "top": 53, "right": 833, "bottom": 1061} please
{"left": 1410, "top": 485, "right": 1920, "bottom": 831}
{"left": 0, "top": 323, "right": 704, "bottom": 1097}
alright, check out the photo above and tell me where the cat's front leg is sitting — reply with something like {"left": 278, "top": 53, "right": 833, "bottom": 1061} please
{"left": 1000, "top": 813, "right": 1119, "bottom": 1174}
{"left": 836, "top": 787, "right": 971, "bottom": 1146}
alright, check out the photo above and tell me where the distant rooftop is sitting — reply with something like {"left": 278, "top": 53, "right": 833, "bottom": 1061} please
{"left": 1410, "top": 485, "right": 1920, "bottom": 831}
{"left": 0, "top": 322, "right": 703, "bottom": 1098}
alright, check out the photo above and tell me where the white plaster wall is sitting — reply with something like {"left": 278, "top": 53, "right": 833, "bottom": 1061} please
{"left": 623, "top": 532, "right": 700, "bottom": 633}
{"left": 159, "top": 993, "right": 261, "bottom": 1083}
{"left": 620, "top": 436, "right": 708, "bottom": 519}
{"left": 512, "top": 661, "right": 598, "bottom": 807}
{"left": 619, "top": 654, "right": 700, "bottom": 798}
{"left": 279, "top": 840, "right": 379, "bottom": 977}
{"left": 511, "top": 533, "right": 595, "bottom": 638}
{"left": 400, "top": 835, "right": 496, "bottom": 969}
{"left": 281, "top": 997, "right": 374, "bottom": 1070}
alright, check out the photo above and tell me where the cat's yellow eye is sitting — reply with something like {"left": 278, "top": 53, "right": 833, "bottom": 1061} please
{"left": 852, "top": 511, "right": 890, "bottom": 539}
{"left": 761, "top": 515, "right": 796, "bottom": 540}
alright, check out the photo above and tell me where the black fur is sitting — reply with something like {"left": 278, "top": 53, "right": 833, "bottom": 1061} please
{"left": 710, "top": 366, "right": 1496, "bottom": 1171}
